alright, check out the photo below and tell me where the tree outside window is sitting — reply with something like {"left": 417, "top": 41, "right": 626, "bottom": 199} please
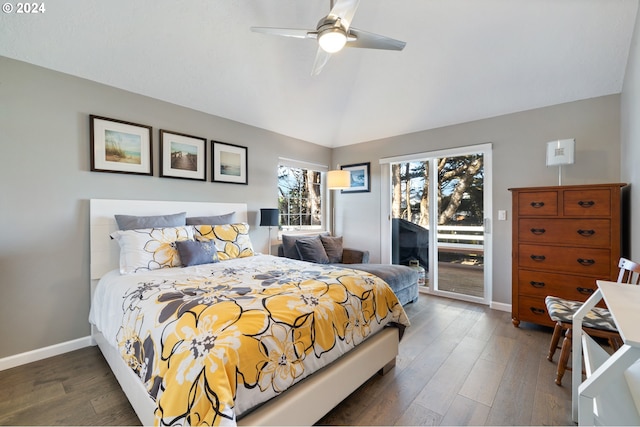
{"left": 391, "top": 154, "right": 484, "bottom": 227}
{"left": 278, "top": 165, "right": 323, "bottom": 231}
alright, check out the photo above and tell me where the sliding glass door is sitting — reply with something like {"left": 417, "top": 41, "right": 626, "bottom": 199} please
{"left": 382, "top": 144, "right": 492, "bottom": 304}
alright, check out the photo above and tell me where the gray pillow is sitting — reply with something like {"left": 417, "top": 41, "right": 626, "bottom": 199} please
{"left": 320, "top": 235, "right": 343, "bottom": 263}
{"left": 186, "top": 212, "right": 235, "bottom": 225}
{"left": 281, "top": 233, "right": 329, "bottom": 260}
{"left": 175, "top": 240, "right": 219, "bottom": 266}
{"left": 115, "top": 212, "right": 186, "bottom": 230}
{"left": 295, "top": 236, "right": 330, "bottom": 264}
{"left": 281, "top": 235, "right": 303, "bottom": 259}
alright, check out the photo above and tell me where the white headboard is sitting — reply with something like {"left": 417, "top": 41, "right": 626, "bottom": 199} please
{"left": 89, "top": 199, "right": 248, "bottom": 280}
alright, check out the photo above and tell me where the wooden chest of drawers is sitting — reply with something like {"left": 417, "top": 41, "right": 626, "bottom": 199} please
{"left": 509, "top": 183, "right": 627, "bottom": 327}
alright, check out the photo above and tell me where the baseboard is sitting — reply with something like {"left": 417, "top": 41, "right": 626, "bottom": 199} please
{"left": 0, "top": 336, "right": 93, "bottom": 371}
{"left": 491, "top": 301, "right": 511, "bottom": 312}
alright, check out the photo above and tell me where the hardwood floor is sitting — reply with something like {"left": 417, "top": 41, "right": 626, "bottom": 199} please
{"left": 0, "top": 293, "right": 574, "bottom": 426}
{"left": 319, "top": 294, "right": 574, "bottom": 426}
{"left": 0, "top": 344, "right": 139, "bottom": 426}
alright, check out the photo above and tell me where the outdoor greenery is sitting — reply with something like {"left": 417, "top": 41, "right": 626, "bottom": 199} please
{"left": 391, "top": 154, "right": 484, "bottom": 227}
{"left": 392, "top": 154, "right": 485, "bottom": 268}
{"left": 275, "top": 155, "right": 484, "bottom": 235}
{"left": 278, "top": 165, "right": 322, "bottom": 229}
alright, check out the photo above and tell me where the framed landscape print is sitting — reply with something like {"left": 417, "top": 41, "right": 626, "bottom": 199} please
{"left": 212, "top": 141, "right": 248, "bottom": 185}
{"left": 159, "top": 130, "right": 207, "bottom": 181}
{"left": 341, "top": 162, "right": 370, "bottom": 193}
{"left": 90, "top": 115, "right": 152, "bottom": 175}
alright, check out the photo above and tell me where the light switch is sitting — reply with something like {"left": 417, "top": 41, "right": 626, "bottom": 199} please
{"left": 498, "top": 210, "right": 507, "bottom": 221}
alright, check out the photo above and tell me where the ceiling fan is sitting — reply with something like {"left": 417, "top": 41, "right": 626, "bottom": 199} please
{"left": 251, "top": 0, "right": 406, "bottom": 75}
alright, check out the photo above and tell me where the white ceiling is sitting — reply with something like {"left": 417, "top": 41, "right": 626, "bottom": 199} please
{"left": 1, "top": 0, "right": 638, "bottom": 147}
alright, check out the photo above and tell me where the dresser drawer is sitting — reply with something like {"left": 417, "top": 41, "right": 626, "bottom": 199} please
{"left": 563, "top": 189, "right": 611, "bottom": 216}
{"left": 518, "top": 269, "right": 598, "bottom": 299}
{"left": 517, "top": 191, "right": 558, "bottom": 216}
{"left": 517, "top": 295, "right": 553, "bottom": 327}
{"left": 518, "top": 219, "right": 610, "bottom": 246}
{"left": 518, "top": 244, "right": 611, "bottom": 276}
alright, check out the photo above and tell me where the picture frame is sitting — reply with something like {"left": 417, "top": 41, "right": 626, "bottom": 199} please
{"left": 341, "top": 162, "right": 371, "bottom": 193}
{"left": 159, "top": 130, "right": 207, "bottom": 181}
{"left": 212, "top": 141, "right": 248, "bottom": 185}
{"left": 90, "top": 115, "right": 153, "bottom": 176}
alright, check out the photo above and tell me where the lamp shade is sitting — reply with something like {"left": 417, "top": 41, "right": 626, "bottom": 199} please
{"left": 260, "top": 208, "right": 279, "bottom": 227}
{"left": 546, "top": 139, "right": 575, "bottom": 166}
{"left": 327, "top": 169, "right": 350, "bottom": 190}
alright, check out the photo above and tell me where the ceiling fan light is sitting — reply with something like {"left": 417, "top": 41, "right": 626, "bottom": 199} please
{"left": 318, "top": 29, "right": 347, "bottom": 53}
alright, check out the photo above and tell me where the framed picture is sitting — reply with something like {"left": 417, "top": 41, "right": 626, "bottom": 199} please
{"left": 341, "top": 162, "right": 371, "bottom": 193}
{"left": 90, "top": 115, "right": 153, "bottom": 175}
{"left": 159, "top": 130, "right": 207, "bottom": 181}
{"left": 212, "top": 141, "right": 248, "bottom": 185}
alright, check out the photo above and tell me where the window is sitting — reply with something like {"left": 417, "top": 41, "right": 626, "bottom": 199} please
{"left": 278, "top": 164, "right": 323, "bottom": 231}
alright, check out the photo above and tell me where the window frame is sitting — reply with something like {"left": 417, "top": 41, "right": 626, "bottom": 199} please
{"left": 277, "top": 158, "right": 328, "bottom": 233}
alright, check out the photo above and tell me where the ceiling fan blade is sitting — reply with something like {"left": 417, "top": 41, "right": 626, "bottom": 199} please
{"left": 329, "top": 0, "right": 360, "bottom": 30}
{"left": 347, "top": 27, "right": 406, "bottom": 50}
{"left": 250, "top": 27, "right": 316, "bottom": 39}
{"left": 311, "top": 48, "right": 332, "bottom": 75}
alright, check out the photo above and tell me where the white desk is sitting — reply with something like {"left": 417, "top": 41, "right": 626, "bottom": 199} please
{"left": 572, "top": 280, "right": 640, "bottom": 425}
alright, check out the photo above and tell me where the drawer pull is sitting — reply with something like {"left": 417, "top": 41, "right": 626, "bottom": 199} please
{"left": 577, "top": 200, "right": 595, "bottom": 208}
{"left": 530, "top": 228, "right": 546, "bottom": 235}
{"left": 577, "top": 287, "right": 595, "bottom": 295}
{"left": 530, "top": 307, "right": 546, "bottom": 315}
{"left": 530, "top": 254, "right": 546, "bottom": 262}
{"left": 529, "top": 281, "right": 545, "bottom": 288}
{"left": 530, "top": 201, "right": 545, "bottom": 208}
{"left": 577, "top": 258, "right": 596, "bottom": 266}
{"left": 577, "top": 229, "right": 596, "bottom": 237}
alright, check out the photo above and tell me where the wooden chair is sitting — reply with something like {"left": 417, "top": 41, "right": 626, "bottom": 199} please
{"left": 545, "top": 257, "right": 640, "bottom": 385}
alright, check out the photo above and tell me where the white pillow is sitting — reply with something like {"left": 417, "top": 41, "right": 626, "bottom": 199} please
{"left": 110, "top": 226, "right": 194, "bottom": 274}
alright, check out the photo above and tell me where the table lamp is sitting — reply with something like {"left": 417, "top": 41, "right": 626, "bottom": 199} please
{"left": 260, "top": 208, "right": 279, "bottom": 255}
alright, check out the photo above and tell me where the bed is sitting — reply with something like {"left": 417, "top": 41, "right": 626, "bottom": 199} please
{"left": 89, "top": 199, "right": 410, "bottom": 426}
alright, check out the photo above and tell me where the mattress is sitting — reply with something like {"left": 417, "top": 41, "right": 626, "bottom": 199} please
{"left": 89, "top": 254, "right": 410, "bottom": 426}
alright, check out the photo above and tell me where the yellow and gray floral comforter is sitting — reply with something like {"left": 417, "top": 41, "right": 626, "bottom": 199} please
{"left": 90, "top": 254, "right": 410, "bottom": 426}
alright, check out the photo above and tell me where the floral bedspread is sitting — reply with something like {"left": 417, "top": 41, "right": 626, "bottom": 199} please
{"left": 90, "top": 255, "right": 410, "bottom": 426}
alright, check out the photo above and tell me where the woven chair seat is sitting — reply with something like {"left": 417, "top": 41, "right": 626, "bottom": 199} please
{"left": 545, "top": 296, "right": 617, "bottom": 332}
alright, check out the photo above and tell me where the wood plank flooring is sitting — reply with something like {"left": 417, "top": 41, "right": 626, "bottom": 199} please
{"left": 0, "top": 293, "right": 574, "bottom": 426}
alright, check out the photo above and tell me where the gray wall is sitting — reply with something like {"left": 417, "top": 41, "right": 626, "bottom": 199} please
{"left": 622, "top": 5, "right": 640, "bottom": 261}
{"left": 332, "top": 95, "right": 622, "bottom": 306}
{"left": 0, "top": 56, "right": 331, "bottom": 359}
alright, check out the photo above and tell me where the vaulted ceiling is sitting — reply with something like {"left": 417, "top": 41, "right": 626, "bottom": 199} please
{"left": 1, "top": 0, "right": 637, "bottom": 147}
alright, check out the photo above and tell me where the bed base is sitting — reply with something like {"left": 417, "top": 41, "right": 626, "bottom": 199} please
{"left": 94, "top": 327, "right": 398, "bottom": 426}
{"left": 239, "top": 327, "right": 398, "bottom": 426}
{"left": 93, "top": 331, "right": 156, "bottom": 425}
